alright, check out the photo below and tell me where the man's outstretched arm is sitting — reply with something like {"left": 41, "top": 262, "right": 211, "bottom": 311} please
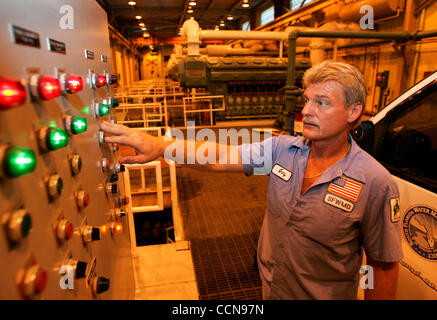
{"left": 101, "top": 121, "right": 245, "bottom": 172}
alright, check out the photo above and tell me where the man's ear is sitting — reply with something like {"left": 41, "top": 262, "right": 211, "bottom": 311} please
{"left": 347, "top": 102, "right": 363, "bottom": 124}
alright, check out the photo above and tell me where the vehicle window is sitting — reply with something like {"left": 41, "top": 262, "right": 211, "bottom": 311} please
{"left": 379, "top": 87, "right": 437, "bottom": 192}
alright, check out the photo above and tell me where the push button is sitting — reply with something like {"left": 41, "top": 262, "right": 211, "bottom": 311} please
{"left": 55, "top": 219, "right": 74, "bottom": 244}
{"left": 90, "top": 74, "right": 107, "bottom": 88}
{"left": 21, "top": 264, "right": 48, "bottom": 299}
{"left": 37, "top": 126, "right": 69, "bottom": 151}
{"left": 64, "top": 115, "right": 87, "bottom": 135}
{"left": 6, "top": 209, "right": 32, "bottom": 244}
{"left": 0, "top": 145, "right": 37, "bottom": 178}
{"left": 47, "top": 174, "right": 63, "bottom": 200}
{"left": 70, "top": 153, "right": 82, "bottom": 175}
{"left": 94, "top": 101, "right": 110, "bottom": 118}
{"left": 59, "top": 74, "right": 83, "bottom": 94}
{"left": 0, "top": 76, "right": 26, "bottom": 110}
{"left": 75, "top": 190, "right": 90, "bottom": 211}
{"left": 29, "top": 74, "right": 62, "bottom": 100}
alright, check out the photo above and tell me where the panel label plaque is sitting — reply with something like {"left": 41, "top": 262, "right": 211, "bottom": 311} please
{"left": 47, "top": 38, "right": 66, "bottom": 54}
{"left": 10, "top": 25, "right": 40, "bottom": 48}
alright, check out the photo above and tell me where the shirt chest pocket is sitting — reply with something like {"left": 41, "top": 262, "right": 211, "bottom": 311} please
{"left": 292, "top": 202, "right": 360, "bottom": 248}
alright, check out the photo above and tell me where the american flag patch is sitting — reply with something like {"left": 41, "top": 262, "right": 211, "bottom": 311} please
{"left": 328, "top": 177, "right": 363, "bottom": 202}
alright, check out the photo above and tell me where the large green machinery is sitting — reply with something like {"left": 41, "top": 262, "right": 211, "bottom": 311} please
{"left": 175, "top": 54, "right": 311, "bottom": 130}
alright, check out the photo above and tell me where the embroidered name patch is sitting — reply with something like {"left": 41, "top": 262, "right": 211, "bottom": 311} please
{"left": 328, "top": 176, "right": 363, "bottom": 202}
{"left": 271, "top": 164, "right": 292, "bottom": 182}
{"left": 390, "top": 198, "right": 401, "bottom": 223}
{"left": 324, "top": 194, "right": 354, "bottom": 212}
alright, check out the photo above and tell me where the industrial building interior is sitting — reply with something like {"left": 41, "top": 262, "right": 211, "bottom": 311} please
{"left": 0, "top": 0, "right": 436, "bottom": 300}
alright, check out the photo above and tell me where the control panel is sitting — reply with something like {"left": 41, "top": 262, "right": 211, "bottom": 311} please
{"left": 0, "top": 1, "right": 134, "bottom": 299}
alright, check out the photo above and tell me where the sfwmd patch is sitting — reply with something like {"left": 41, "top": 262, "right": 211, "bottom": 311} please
{"left": 324, "top": 194, "right": 354, "bottom": 212}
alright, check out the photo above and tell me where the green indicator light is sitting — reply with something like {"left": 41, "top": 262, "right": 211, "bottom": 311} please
{"left": 71, "top": 116, "right": 88, "bottom": 134}
{"left": 21, "top": 213, "right": 32, "bottom": 238}
{"left": 98, "top": 103, "right": 110, "bottom": 117}
{"left": 47, "top": 128, "right": 69, "bottom": 150}
{"left": 3, "top": 147, "right": 37, "bottom": 178}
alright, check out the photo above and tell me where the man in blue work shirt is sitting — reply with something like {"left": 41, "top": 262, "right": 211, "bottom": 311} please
{"left": 101, "top": 61, "right": 403, "bottom": 300}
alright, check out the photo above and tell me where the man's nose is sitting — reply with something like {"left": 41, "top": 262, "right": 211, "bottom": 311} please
{"left": 301, "top": 99, "right": 314, "bottom": 117}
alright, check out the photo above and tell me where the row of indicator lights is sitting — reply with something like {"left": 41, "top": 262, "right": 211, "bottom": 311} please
{"left": 5, "top": 201, "right": 127, "bottom": 247}
{"left": 9, "top": 217, "right": 125, "bottom": 299}
{"left": 17, "top": 257, "right": 113, "bottom": 299}
{"left": 0, "top": 72, "right": 117, "bottom": 110}
{"left": 0, "top": 101, "right": 121, "bottom": 179}
{"left": 0, "top": 124, "right": 82, "bottom": 179}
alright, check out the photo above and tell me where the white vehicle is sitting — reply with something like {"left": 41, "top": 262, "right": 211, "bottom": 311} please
{"left": 353, "top": 71, "right": 437, "bottom": 299}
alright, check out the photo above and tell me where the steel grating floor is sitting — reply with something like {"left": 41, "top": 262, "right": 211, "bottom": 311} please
{"left": 177, "top": 167, "right": 269, "bottom": 300}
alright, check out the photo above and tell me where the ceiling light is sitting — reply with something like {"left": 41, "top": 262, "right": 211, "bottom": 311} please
{"left": 227, "top": 15, "right": 234, "bottom": 20}
{"left": 187, "top": 6, "right": 193, "bottom": 13}
{"left": 141, "top": 27, "right": 146, "bottom": 31}
{"left": 143, "top": 32, "right": 150, "bottom": 38}
{"left": 128, "top": 1, "right": 136, "bottom": 5}
{"left": 242, "top": 0, "right": 250, "bottom": 7}
{"left": 189, "top": 1, "right": 197, "bottom": 5}
{"left": 139, "top": 22, "right": 145, "bottom": 27}
{"left": 220, "top": 21, "right": 225, "bottom": 27}
{"left": 214, "top": 25, "right": 219, "bottom": 30}
{"left": 135, "top": 15, "right": 142, "bottom": 19}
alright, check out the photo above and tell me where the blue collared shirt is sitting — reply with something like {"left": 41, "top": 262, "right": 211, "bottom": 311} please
{"left": 239, "top": 135, "right": 403, "bottom": 299}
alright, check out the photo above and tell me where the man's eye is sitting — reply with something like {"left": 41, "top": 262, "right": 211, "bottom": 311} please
{"left": 317, "top": 100, "right": 327, "bottom": 106}
{"left": 303, "top": 98, "right": 309, "bottom": 104}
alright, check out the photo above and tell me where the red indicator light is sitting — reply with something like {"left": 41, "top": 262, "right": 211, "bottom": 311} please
{"left": 63, "top": 74, "right": 83, "bottom": 93}
{"left": 0, "top": 76, "right": 26, "bottom": 110}
{"left": 95, "top": 75, "right": 107, "bottom": 88}
{"left": 38, "top": 75, "right": 62, "bottom": 100}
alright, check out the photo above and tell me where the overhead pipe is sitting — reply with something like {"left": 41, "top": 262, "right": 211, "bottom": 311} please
{"left": 180, "top": 19, "right": 315, "bottom": 56}
{"left": 285, "top": 28, "right": 437, "bottom": 113}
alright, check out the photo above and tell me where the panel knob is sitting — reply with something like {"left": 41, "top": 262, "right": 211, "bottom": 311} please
{"left": 92, "top": 276, "right": 110, "bottom": 295}
{"left": 81, "top": 225, "right": 100, "bottom": 243}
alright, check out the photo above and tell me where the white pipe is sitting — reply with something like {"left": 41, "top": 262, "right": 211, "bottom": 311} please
{"left": 182, "top": 19, "right": 201, "bottom": 56}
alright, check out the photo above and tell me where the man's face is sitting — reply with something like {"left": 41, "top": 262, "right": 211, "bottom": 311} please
{"left": 301, "top": 80, "right": 352, "bottom": 141}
